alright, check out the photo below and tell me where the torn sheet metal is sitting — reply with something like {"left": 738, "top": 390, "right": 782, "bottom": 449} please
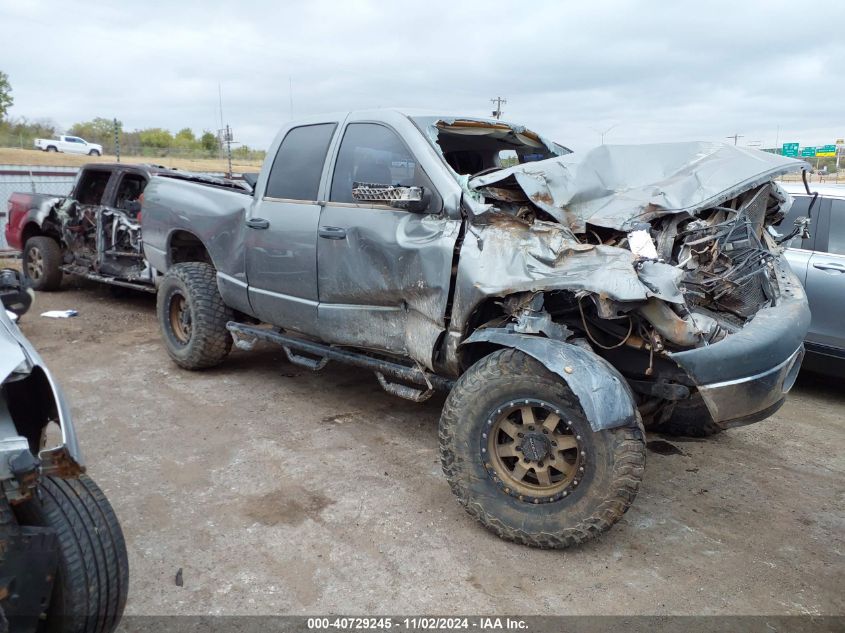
{"left": 469, "top": 142, "right": 809, "bottom": 232}
{"left": 454, "top": 215, "right": 685, "bottom": 311}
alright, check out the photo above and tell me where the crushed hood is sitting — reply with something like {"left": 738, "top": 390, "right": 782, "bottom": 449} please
{"left": 469, "top": 142, "right": 809, "bottom": 232}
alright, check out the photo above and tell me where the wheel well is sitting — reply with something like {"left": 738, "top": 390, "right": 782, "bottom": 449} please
{"left": 460, "top": 297, "right": 509, "bottom": 369}
{"left": 21, "top": 222, "right": 44, "bottom": 244}
{"left": 22, "top": 222, "right": 61, "bottom": 245}
{"left": 169, "top": 230, "right": 212, "bottom": 266}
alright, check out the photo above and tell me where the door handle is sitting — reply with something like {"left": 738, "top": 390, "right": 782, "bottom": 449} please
{"left": 318, "top": 226, "right": 347, "bottom": 240}
{"left": 246, "top": 217, "right": 270, "bottom": 229}
{"left": 812, "top": 262, "right": 845, "bottom": 272}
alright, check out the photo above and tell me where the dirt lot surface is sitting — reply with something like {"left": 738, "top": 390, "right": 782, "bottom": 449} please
{"left": 0, "top": 147, "right": 262, "bottom": 174}
{"left": 12, "top": 277, "right": 845, "bottom": 616}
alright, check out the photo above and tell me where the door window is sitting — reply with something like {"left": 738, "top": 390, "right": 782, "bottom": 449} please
{"left": 265, "top": 123, "right": 336, "bottom": 201}
{"left": 773, "top": 195, "right": 814, "bottom": 249}
{"left": 75, "top": 170, "right": 111, "bottom": 205}
{"left": 330, "top": 123, "right": 418, "bottom": 203}
{"left": 826, "top": 200, "right": 845, "bottom": 256}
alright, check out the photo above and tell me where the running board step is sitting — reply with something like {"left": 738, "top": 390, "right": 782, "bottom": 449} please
{"left": 227, "top": 322, "right": 453, "bottom": 399}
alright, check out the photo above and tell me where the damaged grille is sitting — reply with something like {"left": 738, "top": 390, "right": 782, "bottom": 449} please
{"left": 678, "top": 185, "right": 777, "bottom": 319}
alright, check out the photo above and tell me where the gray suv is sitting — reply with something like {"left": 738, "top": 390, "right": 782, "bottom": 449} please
{"left": 781, "top": 183, "right": 845, "bottom": 376}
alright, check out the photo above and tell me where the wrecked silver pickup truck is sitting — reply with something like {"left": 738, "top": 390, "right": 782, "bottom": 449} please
{"left": 140, "top": 110, "right": 810, "bottom": 549}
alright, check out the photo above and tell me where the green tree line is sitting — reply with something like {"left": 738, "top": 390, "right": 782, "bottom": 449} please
{"left": 0, "top": 71, "right": 263, "bottom": 161}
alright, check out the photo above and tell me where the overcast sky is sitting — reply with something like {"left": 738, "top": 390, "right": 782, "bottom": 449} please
{"left": 1, "top": 0, "right": 842, "bottom": 152}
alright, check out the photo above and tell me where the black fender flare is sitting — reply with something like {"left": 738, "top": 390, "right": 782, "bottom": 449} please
{"left": 461, "top": 329, "right": 639, "bottom": 432}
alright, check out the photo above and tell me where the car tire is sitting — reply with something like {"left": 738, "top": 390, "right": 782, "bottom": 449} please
{"left": 157, "top": 262, "right": 233, "bottom": 369}
{"left": 23, "top": 236, "right": 63, "bottom": 291}
{"left": 13, "top": 475, "right": 129, "bottom": 633}
{"left": 439, "top": 348, "right": 646, "bottom": 549}
{"left": 88, "top": 150, "right": 100, "bottom": 157}
{"left": 649, "top": 392, "right": 723, "bottom": 437}
{"left": 46, "top": 146, "right": 58, "bottom": 152}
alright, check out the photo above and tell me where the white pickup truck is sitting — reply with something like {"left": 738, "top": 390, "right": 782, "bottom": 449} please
{"left": 34, "top": 135, "right": 103, "bottom": 156}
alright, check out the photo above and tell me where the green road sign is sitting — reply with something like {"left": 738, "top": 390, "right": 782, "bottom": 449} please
{"left": 782, "top": 142, "right": 799, "bottom": 157}
{"left": 800, "top": 146, "right": 816, "bottom": 157}
{"left": 817, "top": 144, "right": 836, "bottom": 157}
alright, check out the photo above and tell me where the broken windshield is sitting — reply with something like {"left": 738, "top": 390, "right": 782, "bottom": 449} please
{"left": 411, "top": 116, "right": 569, "bottom": 178}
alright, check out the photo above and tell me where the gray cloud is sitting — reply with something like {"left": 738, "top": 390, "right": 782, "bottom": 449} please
{"left": 1, "top": 0, "right": 842, "bottom": 151}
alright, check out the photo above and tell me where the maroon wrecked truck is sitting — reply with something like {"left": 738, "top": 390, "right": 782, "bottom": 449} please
{"left": 42, "top": 111, "right": 817, "bottom": 548}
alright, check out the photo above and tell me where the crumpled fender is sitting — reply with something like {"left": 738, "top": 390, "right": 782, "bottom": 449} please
{"left": 462, "top": 329, "right": 638, "bottom": 432}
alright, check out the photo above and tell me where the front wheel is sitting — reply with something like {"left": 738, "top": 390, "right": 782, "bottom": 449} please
{"left": 157, "top": 262, "right": 233, "bottom": 369}
{"left": 13, "top": 475, "right": 128, "bottom": 633}
{"left": 440, "top": 348, "right": 645, "bottom": 549}
{"left": 88, "top": 150, "right": 100, "bottom": 156}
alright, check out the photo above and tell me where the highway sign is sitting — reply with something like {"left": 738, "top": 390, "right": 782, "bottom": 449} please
{"left": 800, "top": 147, "right": 817, "bottom": 157}
{"left": 816, "top": 145, "right": 836, "bottom": 157}
{"left": 782, "top": 142, "right": 799, "bottom": 157}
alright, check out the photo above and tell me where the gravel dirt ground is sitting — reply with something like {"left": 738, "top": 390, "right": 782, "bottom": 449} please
{"left": 12, "top": 276, "right": 845, "bottom": 616}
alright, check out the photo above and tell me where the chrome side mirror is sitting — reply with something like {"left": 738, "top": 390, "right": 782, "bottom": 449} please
{"left": 351, "top": 182, "right": 430, "bottom": 212}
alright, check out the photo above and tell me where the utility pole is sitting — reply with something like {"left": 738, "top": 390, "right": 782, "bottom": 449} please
{"left": 113, "top": 118, "right": 120, "bottom": 162}
{"left": 726, "top": 133, "right": 744, "bottom": 146}
{"left": 490, "top": 97, "right": 507, "bottom": 120}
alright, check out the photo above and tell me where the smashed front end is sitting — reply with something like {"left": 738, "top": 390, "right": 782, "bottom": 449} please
{"left": 1, "top": 283, "right": 84, "bottom": 503}
{"left": 422, "top": 119, "right": 810, "bottom": 430}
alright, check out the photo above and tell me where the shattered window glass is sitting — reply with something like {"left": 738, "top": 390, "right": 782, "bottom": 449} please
{"left": 330, "top": 123, "right": 418, "bottom": 203}
{"left": 412, "top": 116, "right": 567, "bottom": 177}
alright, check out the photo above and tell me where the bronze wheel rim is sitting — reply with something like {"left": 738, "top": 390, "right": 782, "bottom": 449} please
{"left": 26, "top": 247, "right": 44, "bottom": 280}
{"left": 483, "top": 399, "right": 584, "bottom": 503}
{"left": 168, "top": 293, "right": 192, "bottom": 344}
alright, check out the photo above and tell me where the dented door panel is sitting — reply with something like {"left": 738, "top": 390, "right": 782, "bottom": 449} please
{"left": 316, "top": 206, "right": 460, "bottom": 369}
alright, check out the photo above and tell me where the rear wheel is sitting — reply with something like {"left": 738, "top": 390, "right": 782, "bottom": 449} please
{"left": 440, "top": 348, "right": 646, "bottom": 548}
{"left": 23, "top": 236, "right": 63, "bottom": 291}
{"left": 157, "top": 262, "right": 233, "bottom": 369}
{"left": 46, "top": 146, "right": 58, "bottom": 152}
{"left": 13, "top": 475, "right": 128, "bottom": 633}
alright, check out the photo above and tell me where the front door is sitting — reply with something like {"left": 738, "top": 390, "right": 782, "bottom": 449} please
{"left": 805, "top": 197, "right": 845, "bottom": 350}
{"left": 245, "top": 123, "right": 337, "bottom": 335}
{"left": 316, "top": 121, "right": 460, "bottom": 368}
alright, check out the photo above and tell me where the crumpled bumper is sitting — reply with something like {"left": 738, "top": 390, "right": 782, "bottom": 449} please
{"left": 669, "top": 260, "right": 810, "bottom": 425}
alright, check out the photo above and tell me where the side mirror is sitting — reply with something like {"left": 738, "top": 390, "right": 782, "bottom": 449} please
{"left": 351, "top": 182, "right": 430, "bottom": 213}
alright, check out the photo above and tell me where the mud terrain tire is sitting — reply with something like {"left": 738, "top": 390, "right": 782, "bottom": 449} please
{"left": 157, "top": 262, "right": 233, "bottom": 369}
{"left": 650, "top": 392, "right": 723, "bottom": 437}
{"left": 440, "top": 348, "right": 646, "bottom": 548}
{"left": 14, "top": 475, "right": 129, "bottom": 633}
{"left": 23, "top": 236, "right": 63, "bottom": 291}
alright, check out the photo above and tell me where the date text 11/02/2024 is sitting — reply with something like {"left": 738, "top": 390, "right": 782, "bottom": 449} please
{"left": 307, "top": 617, "right": 529, "bottom": 630}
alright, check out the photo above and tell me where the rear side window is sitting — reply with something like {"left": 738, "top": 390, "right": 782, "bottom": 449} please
{"left": 330, "top": 123, "right": 418, "bottom": 203}
{"left": 827, "top": 200, "right": 845, "bottom": 256}
{"left": 265, "top": 123, "right": 336, "bottom": 200}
